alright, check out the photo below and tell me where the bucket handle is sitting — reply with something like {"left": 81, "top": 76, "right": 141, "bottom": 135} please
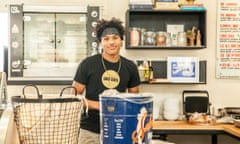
{"left": 22, "top": 84, "right": 42, "bottom": 99}
{"left": 60, "top": 86, "right": 89, "bottom": 117}
{"left": 59, "top": 86, "right": 77, "bottom": 97}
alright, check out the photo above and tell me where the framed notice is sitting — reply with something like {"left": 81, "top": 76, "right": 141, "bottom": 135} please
{"left": 167, "top": 57, "right": 199, "bottom": 82}
{"left": 216, "top": 0, "right": 240, "bottom": 79}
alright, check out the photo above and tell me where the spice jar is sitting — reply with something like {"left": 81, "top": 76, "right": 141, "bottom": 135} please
{"left": 144, "top": 31, "right": 155, "bottom": 45}
{"left": 130, "top": 27, "right": 140, "bottom": 46}
{"left": 156, "top": 31, "right": 166, "bottom": 46}
{"left": 139, "top": 28, "right": 146, "bottom": 45}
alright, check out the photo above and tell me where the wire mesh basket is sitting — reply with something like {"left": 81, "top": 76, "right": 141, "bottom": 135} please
{"left": 11, "top": 85, "right": 83, "bottom": 144}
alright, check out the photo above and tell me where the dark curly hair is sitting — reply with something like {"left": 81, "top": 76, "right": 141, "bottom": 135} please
{"left": 95, "top": 17, "right": 125, "bottom": 42}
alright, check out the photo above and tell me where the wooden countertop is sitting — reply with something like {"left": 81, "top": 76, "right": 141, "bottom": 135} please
{"left": 153, "top": 120, "right": 240, "bottom": 138}
{"left": 222, "top": 124, "right": 240, "bottom": 138}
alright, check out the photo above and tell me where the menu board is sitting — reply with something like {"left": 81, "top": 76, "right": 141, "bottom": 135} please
{"left": 216, "top": 0, "right": 240, "bottom": 78}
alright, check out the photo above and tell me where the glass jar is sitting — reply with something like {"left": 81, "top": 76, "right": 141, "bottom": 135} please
{"left": 177, "top": 32, "right": 187, "bottom": 46}
{"left": 139, "top": 28, "right": 146, "bottom": 45}
{"left": 144, "top": 31, "right": 156, "bottom": 45}
{"left": 130, "top": 27, "right": 140, "bottom": 46}
{"left": 156, "top": 31, "right": 166, "bottom": 46}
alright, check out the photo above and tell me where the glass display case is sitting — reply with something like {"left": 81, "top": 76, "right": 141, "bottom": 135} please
{"left": 23, "top": 13, "right": 87, "bottom": 78}
{"left": 9, "top": 5, "right": 99, "bottom": 84}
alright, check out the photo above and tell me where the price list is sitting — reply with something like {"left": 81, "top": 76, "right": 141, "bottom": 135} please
{"left": 217, "top": 0, "right": 240, "bottom": 78}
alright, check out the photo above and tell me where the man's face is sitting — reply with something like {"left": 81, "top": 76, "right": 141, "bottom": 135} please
{"left": 101, "top": 34, "right": 122, "bottom": 56}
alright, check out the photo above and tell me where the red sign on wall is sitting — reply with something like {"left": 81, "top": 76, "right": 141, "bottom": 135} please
{"left": 217, "top": 0, "right": 240, "bottom": 78}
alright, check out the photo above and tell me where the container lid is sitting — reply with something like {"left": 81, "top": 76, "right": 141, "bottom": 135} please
{"left": 100, "top": 89, "right": 153, "bottom": 98}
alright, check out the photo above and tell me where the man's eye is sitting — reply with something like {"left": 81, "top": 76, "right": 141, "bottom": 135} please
{"left": 113, "top": 36, "right": 120, "bottom": 39}
{"left": 103, "top": 37, "right": 109, "bottom": 41}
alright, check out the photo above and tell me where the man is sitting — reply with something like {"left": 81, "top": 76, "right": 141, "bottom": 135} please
{"left": 72, "top": 17, "right": 141, "bottom": 144}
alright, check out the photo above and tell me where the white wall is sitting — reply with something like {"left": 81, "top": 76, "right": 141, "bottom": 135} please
{"left": 0, "top": 13, "right": 8, "bottom": 71}
{"left": 2, "top": 0, "right": 240, "bottom": 143}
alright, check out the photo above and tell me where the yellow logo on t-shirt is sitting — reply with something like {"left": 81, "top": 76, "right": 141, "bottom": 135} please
{"left": 101, "top": 70, "right": 120, "bottom": 89}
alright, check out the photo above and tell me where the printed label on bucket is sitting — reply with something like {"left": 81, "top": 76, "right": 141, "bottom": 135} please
{"left": 131, "top": 107, "right": 153, "bottom": 144}
{"left": 100, "top": 95, "right": 153, "bottom": 144}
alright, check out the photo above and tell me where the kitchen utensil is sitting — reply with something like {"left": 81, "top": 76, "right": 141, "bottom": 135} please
{"left": 11, "top": 84, "right": 83, "bottom": 144}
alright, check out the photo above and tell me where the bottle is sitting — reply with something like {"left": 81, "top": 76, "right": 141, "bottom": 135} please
{"left": 143, "top": 60, "right": 149, "bottom": 81}
{"left": 138, "top": 64, "right": 145, "bottom": 82}
{"left": 149, "top": 60, "right": 154, "bottom": 81}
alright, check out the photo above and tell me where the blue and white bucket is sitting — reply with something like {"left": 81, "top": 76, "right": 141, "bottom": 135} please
{"left": 100, "top": 93, "right": 153, "bottom": 144}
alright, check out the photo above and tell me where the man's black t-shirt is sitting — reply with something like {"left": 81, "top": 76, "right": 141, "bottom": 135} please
{"left": 73, "top": 54, "right": 140, "bottom": 133}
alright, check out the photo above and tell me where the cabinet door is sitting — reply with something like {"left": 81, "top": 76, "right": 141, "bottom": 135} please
{"left": 55, "top": 14, "right": 87, "bottom": 63}
{"left": 24, "top": 13, "right": 55, "bottom": 63}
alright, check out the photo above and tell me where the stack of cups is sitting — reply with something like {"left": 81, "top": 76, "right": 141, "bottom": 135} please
{"left": 163, "top": 98, "right": 180, "bottom": 121}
